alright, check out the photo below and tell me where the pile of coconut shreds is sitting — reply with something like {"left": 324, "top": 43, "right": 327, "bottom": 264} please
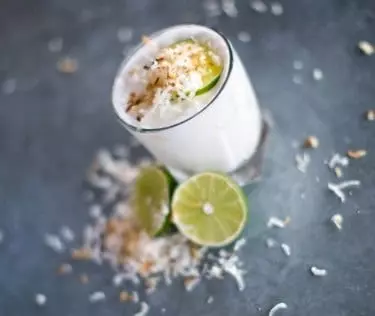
{"left": 126, "top": 38, "right": 221, "bottom": 122}
{"left": 71, "top": 148, "right": 246, "bottom": 311}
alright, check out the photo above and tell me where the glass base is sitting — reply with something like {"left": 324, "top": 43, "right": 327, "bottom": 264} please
{"left": 166, "top": 117, "right": 270, "bottom": 186}
{"left": 228, "top": 119, "right": 269, "bottom": 186}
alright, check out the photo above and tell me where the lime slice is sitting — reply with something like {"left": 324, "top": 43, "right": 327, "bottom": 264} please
{"left": 171, "top": 172, "right": 248, "bottom": 247}
{"left": 132, "top": 166, "right": 172, "bottom": 237}
{"left": 168, "top": 39, "right": 223, "bottom": 96}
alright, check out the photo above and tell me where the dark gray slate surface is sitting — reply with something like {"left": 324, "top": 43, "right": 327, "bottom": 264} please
{"left": 1, "top": 0, "right": 375, "bottom": 315}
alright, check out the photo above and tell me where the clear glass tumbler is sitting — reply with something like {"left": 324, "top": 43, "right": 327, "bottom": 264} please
{"left": 112, "top": 24, "right": 268, "bottom": 186}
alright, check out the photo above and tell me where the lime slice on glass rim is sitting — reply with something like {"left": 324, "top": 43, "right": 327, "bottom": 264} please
{"left": 132, "top": 165, "right": 175, "bottom": 237}
{"left": 168, "top": 39, "right": 223, "bottom": 96}
{"left": 171, "top": 172, "right": 248, "bottom": 247}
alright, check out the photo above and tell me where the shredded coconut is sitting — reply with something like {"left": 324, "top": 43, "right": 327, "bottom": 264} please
{"left": 60, "top": 226, "right": 75, "bottom": 242}
{"left": 266, "top": 238, "right": 277, "bottom": 248}
{"left": 328, "top": 180, "right": 360, "bottom": 203}
{"left": 222, "top": 0, "right": 238, "bottom": 17}
{"left": 234, "top": 238, "right": 246, "bottom": 251}
{"left": 2, "top": 78, "right": 17, "bottom": 95}
{"left": 267, "top": 217, "right": 286, "bottom": 228}
{"left": 310, "top": 266, "right": 327, "bottom": 277}
{"left": 117, "top": 27, "right": 133, "bottom": 43}
{"left": 270, "top": 2, "right": 283, "bottom": 15}
{"left": 35, "top": 294, "right": 47, "bottom": 306}
{"left": 48, "top": 37, "right": 63, "bottom": 53}
{"left": 331, "top": 214, "right": 343, "bottom": 230}
{"left": 293, "top": 60, "right": 303, "bottom": 70}
{"left": 328, "top": 154, "right": 349, "bottom": 169}
{"left": 292, "top": 74, "right": 303, "bottom": 85}
{"left": 313, "top": 68, "right": 323, "bottom": 80}
{"left": 250, "top": 0, "right": 267, "bottom": 13}
{"left": 295, "top": 153, "right": 310, "bottom": 173}
{"left": 237, "top": 31, "right": 251, "bottom": 43}
{"left": 203, "top": 0, "right": 221, "bottom": 17}
{"left": 207, "top": 296, "right": 214, "bottom": 304}
{"left": 89, "top": 291, "right": 106, "bottom": 302}
{"left": 358, "top": 41, "right": 374, "bottom": 55}
{"left": 269, "top": 302, "right": 288, "bottom": 316}
{"left": 45, "top": 234, "right": 65, "bottom": 253}
{"left": 280, "top": 243, "right": 291, "bottom": 257}
{"left": 134, "top": 302, "right": 150, "bottom": 316}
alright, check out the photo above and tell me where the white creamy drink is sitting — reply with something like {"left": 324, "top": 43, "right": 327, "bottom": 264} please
{"left": 112, "top": 25, "right": 262, "bottom": 183}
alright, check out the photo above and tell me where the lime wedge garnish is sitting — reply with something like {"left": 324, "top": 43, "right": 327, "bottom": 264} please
{"left": 168, "top": 39, "right": 223, "bottom": 96}
{"left": 132, "top": 166, "right": 172, "bottom": 237}
{"left": 171, "top": 172, "right": 248, "bottom": 247}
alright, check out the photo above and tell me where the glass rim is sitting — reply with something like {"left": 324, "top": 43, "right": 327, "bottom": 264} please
{"left": 112, "top": 24, "right": 234, "bottom": 133}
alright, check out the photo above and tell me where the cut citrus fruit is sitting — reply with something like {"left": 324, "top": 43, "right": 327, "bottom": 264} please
{"left": 132, "top": 165, "right": 172, "bottom": 237}
{"left": 171, "top": 172, "right": 248, "bottom": 247}
{"left": 168, "top": 39, "right": 223, "bottom": 96}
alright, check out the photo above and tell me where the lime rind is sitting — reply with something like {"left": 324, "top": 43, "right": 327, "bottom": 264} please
{"left": 132, "top": 166, "right": 172, "bottom": 237}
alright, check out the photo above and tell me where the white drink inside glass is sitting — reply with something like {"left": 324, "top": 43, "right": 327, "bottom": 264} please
{"left": 112, "top": 25, "right": 262, "bottom": 183}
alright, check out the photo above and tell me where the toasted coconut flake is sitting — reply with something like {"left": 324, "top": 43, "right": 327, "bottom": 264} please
{"left": 347, "top": 150, "right": 367, "bottom": 159}
{"left": 58, "top": 263, "right": 73, "bottom": 275}
{"left": 334, "top": 167, "right": 343, "bottom": 178}
{"left": 331, "top": 214, "right": 343, "bottom": 230}
{"left": 72, "top": 248, "right": 92, "bottom": 260}
{"left": 184, "top": 276, "right": 201, "bottom": 292}
{"left": 304, "top": 136, "right": 319, "bottom": 149}
{"left": 119, "top": 291, "right": 130, "bottom": 302}
{"left": 57, "top": 57, "right": 78, "bottom": 73}
{"left": 310, "top": 266, "right": 327, "bottom": 277}
{"left": 269, "top": 302, "right": 288, "bottom": 316}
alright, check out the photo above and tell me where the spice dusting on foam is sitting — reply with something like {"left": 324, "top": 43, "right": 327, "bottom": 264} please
{"left": 124, "top": 38, "right": 222, "bottom": 125}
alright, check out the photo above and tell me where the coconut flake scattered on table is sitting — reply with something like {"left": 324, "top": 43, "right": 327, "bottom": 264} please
{"left": 89, "top": 291, "right": 106, "bottom": 303}
{"left": 60, "top": 226, "right": 75, "bottom": 242}
{"left": 313, "top": 68, "right": 324, "bottom": 81}
{"left": 2, "top": 78, "right": 17, "bottom": 95}
{"left": 269, "top": 302, "right": 288, "bottom": 316}
{"left": 328, "top": 180, "right": 361, "bottom": 203}
{"left": 266, "top": 238, "right": 277, "bottom": 248}
{"left": 222, "top": 0, "right": 238, "bottom": 17}
{"left": 331, "top": 214, "right": 343, "bottom": 230}
{"left": 237, "top": 31, "right": 251, "bottom": 43}
{"left": 35, "top": 294, "right": 47, "bottom": 306}
{"left": 270, "top": 2, "right": 283, "bottom": 15}
{"left": 203, "top": 0, "right": 222, "bottom": 17}
{"left": 358, "top": 41, "right": 374, "bottom": 55}
{"left": 48, "top": 37, "right": 63, "bottom": 53}
{"left": 250, "top": 0, "right": 267, "bottom": 13}
{"left": 280, "top": 243, "right": 291, "bottom": 257}
{"left": 293, "top": 60, "right": 303, "bottom": 70}
{"left": 45, "top": 234, "right": 65, "bottom": 253}
{"left": 134, "top": 302, "right": 150, "bottom": 316}
{"left": 267, "top": 216, "right": 289, "bottom": 228}
{"left": 117, "top": 27, "right": 133, "bottom": 43}
{"left": 310, "top": 266, "right": 327, "bottom": 277}
{"left": 292, "top": 74, "right": 303, "bottom": 85}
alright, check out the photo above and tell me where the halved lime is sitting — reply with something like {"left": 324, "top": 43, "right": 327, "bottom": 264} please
{"left": 171, "top": 172, "right": 248, "bottom": 247}
{"left": 168, "top": 39, "right": 223, "bottom": 96}
{"left": 132, "top": 165, "right": 172, "bottom": 237}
